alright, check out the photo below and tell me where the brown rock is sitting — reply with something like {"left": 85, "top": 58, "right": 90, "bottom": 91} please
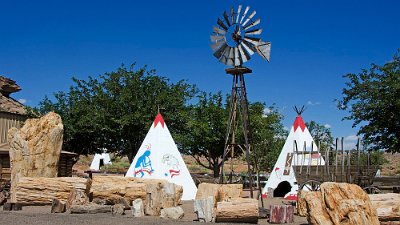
{"left": 304, "top": 192, "right": 333, "bottom": 225}
{"left": 112, "top": 204, "right": 125, "bottom": 216}
{"left": 14, "top": 177, "right": 90, "bottom": 205}
{"left": 8, "top": 112, "right": 64, "bottom": 202}
{"left": 322, "top": 182, "right": 379, "bottom": 225}
{"left": 297, "top": 190, "right": 307, "bottom": 216}
{"left": 0, "top": 191, "right": 7, "bottom": 205}
{"left": 66, "top": 188, "right": 89, "bottom": 211}
{"left": 302, "top": 182, "right": 380, "bottom": 225}
{"left": 160, "top": 206, "right": 184, "bottom": 220}
{"left": 51, "top": 199, "right": 66, "bottom": 213}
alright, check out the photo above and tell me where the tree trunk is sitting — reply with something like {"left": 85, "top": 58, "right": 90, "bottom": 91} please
{"left": 212, "top": 159, "right": 220, "bottom": 178}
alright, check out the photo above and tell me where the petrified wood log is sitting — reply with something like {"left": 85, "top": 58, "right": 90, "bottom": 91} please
{"left": 194, "top": 196, "right": 214, "bottom": 222}
{"left": 369, "top": 193, "right": 400, "bottom": 222}
{"left": 69, "top": 203, "right": 111, "bottom": 214}
{"left": 195, "top": 183, "right": 243, "bottom": 206}
{"left": 215, "top": 198, "right": 258, "bottom": 224}
{"left": 90, "top": 176, "right": 182, "bottom": 211}
{"left": 14, "top": 177, "right": 90, "bottom": 205}
{"left": 8, "top": 112, "right": 64, "bottom": 202}
{"left": 303, "top": 182, "right": 380, "bottom": 225}
{"left": 269, "top": 205, "right": 294, "bottom": 224}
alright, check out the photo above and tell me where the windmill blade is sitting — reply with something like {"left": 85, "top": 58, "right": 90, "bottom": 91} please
{"left": 238, "top": 44, "right": 250, "bottom": 63}
{"left": 230, "top": 7, "right": 235, "bottom": 25}
{"left": 213, "top": 26, "right": 226, "bottom": 36}
{"left": 242, "top": 10, "right": 256, "bottom": 27}
{"left": 240, "top": 6, "right": 250, "bottom": 24}
{"left": 210, "top": 35, "right": 225, "bottom": 43}
{"left": 213, "top": 42, "right": 228, "bottom": 59}
{"left": 255, "top": 41, "right": 271, "bottom": 62}
{"left": 211, "top": 39, "right": 226, "bottom": 51}
{"left": 243, "top": 18, "right": 260, "bottom": 31}
{"left": 223, "top": 11, "right": 231, "bottom": 27}
{"left": 227, "top": 47, "right": 235, "bottom": 66}
{"left": 219, "top": 46, "right": 231, "bottom": 64}
{"left": 244, "top": 28, "right": 262, "bottom": 36}
{"left": 244, "top": 36, "right": 261, "bottom": 45}
{"left": 234, "top": 47, "right": 242, "bottom": 66}
{"left": 217, "top": 18, "right": 228, "bottom": 31}
{"left": 236, "top": 5, "right": 242, "bottom": 23}
{"left": 240, "top": 41, "right": 255, "bottom": 55}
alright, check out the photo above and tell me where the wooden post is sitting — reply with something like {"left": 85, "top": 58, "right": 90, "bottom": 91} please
{"left": 341, "top": 137, "right": 345, "bottom": 182}
{"left": 269, "top": 205, "right": 294, "bottom": 223}
{"left": 335, "top": 138, "right": 338, "bottom": 182}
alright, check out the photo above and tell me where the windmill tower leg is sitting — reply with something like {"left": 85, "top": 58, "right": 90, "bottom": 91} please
{"left": 220, "top": 67, "right": 254, "bottom": 198}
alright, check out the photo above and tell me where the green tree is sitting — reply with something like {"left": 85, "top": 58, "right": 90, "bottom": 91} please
{"left": 338, "top": 50, "right": 400, "bottom": 152}
{"left": 37, "top": 64, "right": 196, "bottom": 162}
{"left": 250, "top": 103, "right": 287, "bottom": 172}
{"left": 306, "top": 121, "right": 334, "bottom": 152}
{"left": 179, "top": 92, "right": 227, "bottom": 177}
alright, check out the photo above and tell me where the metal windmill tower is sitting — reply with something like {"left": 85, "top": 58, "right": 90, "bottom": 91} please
{"left": 211, "top": 5, "right": 271, "bottom": 197}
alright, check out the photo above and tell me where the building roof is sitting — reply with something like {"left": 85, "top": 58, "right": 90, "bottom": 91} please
{"left": 0, "top": 76, "right": 26, "bottom": 115}
{"left": 0, "top": 94, "right": 26, "bottom": 115}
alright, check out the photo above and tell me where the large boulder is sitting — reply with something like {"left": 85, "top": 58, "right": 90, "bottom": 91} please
{"left": 8, "top": 112, "right": 63, "bottom": 202}
{"left": 302, "top": 182, "right": 380, "bottom": 225}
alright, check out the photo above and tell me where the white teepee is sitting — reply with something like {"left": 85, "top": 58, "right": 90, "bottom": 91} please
{"left": 90, "top": 151, "right": 112, "bottom": 170}
{"left": 126, "top": 113, "right": 197, "bottom": 200}
{"left": 262, "top": 111, "right": 325, "bottom": 200}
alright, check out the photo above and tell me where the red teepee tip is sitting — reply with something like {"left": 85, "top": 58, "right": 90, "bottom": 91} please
{"left": 154, "top": 113, "right": 165, "bottom": 128}
{"left": 293, "top": 116, "right": 306, "bottom": 132}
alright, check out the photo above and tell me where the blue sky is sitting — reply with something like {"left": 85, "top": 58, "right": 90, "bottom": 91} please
{"left": 1, "top": 1, "right": 399, "bottom": 147}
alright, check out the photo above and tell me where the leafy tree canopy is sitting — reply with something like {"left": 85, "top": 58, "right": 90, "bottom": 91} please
{"left": 306, "top": 120, "right": 334, "bottom": 152}
{"left": 250, "top": 103, "right": 287, "bottom": 172}
{"left": 338, "top": 50, "right": 400, "bottom": 152}
{"left": 36, "top": 64, "right": 196, "bottom": 162}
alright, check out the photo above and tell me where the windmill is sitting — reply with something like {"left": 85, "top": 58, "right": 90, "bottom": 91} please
{"left": 211, "top": 5, "right": 271, "bottom": 198}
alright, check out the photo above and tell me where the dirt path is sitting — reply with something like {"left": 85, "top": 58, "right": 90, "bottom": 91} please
{"left": 0, "top": 199, "right": 308, "bottom": 225}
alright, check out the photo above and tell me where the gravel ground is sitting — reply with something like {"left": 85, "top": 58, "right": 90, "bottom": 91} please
{"left": 0, "top": 199, "right": 308, "bottom": 225}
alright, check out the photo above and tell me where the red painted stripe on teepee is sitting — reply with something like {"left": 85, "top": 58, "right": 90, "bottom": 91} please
{"left": 154, "top": 113, "right": 165, "bottom": 128}
{"left": 293, "top": 116, "right": 306, "bottom": 132}
{"left": 284, "top": 194, "right": 297, "bottom": 200}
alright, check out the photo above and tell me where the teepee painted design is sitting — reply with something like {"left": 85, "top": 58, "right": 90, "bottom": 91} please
{"left": 262, "top": 109, "right": 325, "bottom": 200}
{"left": 126, "top": 113, "right": 197, "bottom": 200}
